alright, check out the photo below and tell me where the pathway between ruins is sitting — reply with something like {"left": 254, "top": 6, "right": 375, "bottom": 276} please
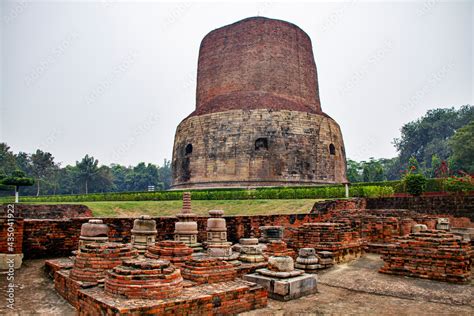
{"left": 2, "top": 254, "right": 472, "bottom": 315}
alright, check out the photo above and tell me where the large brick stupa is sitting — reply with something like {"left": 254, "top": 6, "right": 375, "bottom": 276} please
{"left": 172, "top": 17, "right": 347, "bottom": 189}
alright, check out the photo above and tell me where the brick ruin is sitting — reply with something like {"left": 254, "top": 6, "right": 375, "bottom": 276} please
{"left": 47, "top": 194, "right": 271, "bottom": 314}
{"left": 379, "top": 230, "right": 473, "bottom": 283}
{"left": 290, "top": 222, "right": 363, "bottom": 263}
{"left": 172, "top": 17, "right": 347, "bottom": 189}
{"left": 1, "top": 193, "right": 472, "bottom": 314}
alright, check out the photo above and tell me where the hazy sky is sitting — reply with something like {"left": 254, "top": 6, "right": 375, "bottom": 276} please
{"left": 1, "top": 0, "right": 473, "bottom": 167}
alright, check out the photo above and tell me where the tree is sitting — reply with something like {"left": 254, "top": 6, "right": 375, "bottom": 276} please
{"left": 379, "top": 157, "right": 400, "bottom": 181}
{"left": 158, "top": 159, "right": 172, "bottom": 189}
{"left": 1, "top": 170, "right": 34, "bottom": 202}
{"left": 110, "top": 164, "right": 130, "bottom": 192}
{"left": 30, "top": 149, "right": 56, "bottom": 196}
{"left": 359, "top": 158, "right": 386, "bottom": 182}
{"left": 0, "top": 143, "right": 17, "bottom": 176}
{"left": 15, "top": 152, "right": 31, "bottom": 174}
{"left": 429, "top": 154, "right": 442, "bottom": 178}
{"left": 75, "top": 155, "right": 99, "bottom": 194}
{"left": 49, "top": 164, "right": 62, "bottom": 195}
{"left": 346, "top": 159, "right": 362, "bottom": 183}
{"left": 56, "top": 165, "right": 79, "bottom": 194}
{"left": 88, "top": 165, "right": 114, "bottom": 193}
{"left": 407, "top": 156, "right": 420, "bottom": 174}
{"left": 393, "top": 105, "right": 474, "bottom": 170}
{"left": 449, "top": 121, "right": 474, "bottom": 173}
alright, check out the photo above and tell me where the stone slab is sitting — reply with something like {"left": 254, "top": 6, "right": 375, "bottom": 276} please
{"left": 44, "top": 257, "right": 74, "bottom": 278}
{"left": 243, "top": 272, "right": 317, "bottom": 301}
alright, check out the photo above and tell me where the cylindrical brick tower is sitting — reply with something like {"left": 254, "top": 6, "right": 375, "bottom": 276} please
{"left": 172, "top": 17, "right": 347, "bottom": 189}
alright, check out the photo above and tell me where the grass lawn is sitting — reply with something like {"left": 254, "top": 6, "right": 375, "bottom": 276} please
{"left": 38, "top": 199, "right": 320, "bottom": 217}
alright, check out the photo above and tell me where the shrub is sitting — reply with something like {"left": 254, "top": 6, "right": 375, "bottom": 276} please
{"left": 357, "top": 185, "right": 394, "bottom": 198}
{"left": 404, "top": 174, "right": 427, "bottom": 196}
{"left": 444, "top": 175, "right": 474, "bottom": 194}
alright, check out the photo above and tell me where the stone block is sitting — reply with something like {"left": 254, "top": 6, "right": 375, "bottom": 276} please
{"left": 243, "top": 272, "right": 317, "bottom": 301}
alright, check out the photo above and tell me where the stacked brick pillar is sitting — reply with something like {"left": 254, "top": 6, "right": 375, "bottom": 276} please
{"left": 379, "top": 230, "right": 473, "bottom": 283}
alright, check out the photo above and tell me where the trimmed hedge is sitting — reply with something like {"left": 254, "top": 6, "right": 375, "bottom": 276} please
{"left": 0, "top": 183, "right": 399, "bottom": 203}
{"left": 0, "top": 178, "right": 447, "bottom": 203}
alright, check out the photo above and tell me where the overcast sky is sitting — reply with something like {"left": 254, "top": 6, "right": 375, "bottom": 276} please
{"left": 1, "top": 0, "right": 472, "bottom": 167}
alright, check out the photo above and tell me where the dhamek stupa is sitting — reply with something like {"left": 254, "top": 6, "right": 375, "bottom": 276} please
{"left": 172, "top": 17, "right": 347, "bottom": 189}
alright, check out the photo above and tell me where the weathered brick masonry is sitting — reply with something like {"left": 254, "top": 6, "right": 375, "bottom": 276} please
{"left": 366, "top": 196, "right": 474, "bottom": 222}
{"left": 379, "top": 230, "right": 473, "bottom": 283}
{"left": 312, "top": 197, "right": 474, "bottom": 226}
{"left": 78, "top": 280, "right": 267, "bottom": 315}
{"left": 1, "top": 204, "right": 92, "bottom": 219}
{"left": 20, "top": 208, "right": 474, "bottom": 259}
{"left": 21, "top": 214, "right": 322, "bottom": 259}
{"left": 289, "top": 222, "right": 363, "bottom": 263}
{"left": 172, "top": 17, "right": 348, "bottom": 189}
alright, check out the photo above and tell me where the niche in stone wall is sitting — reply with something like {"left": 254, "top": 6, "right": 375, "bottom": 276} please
{"left": 180, "top": 143, "right": 193, "bottom": 182}
{"left": 255, "top": 138, "right": 269, "bottom": 151}
{"left": 329, "top": 143, "right": 336, "bottom": 155}
{"left": 185, "top": 144, "right": 193, "bottom": 155}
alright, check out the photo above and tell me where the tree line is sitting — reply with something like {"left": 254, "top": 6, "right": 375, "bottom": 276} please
{"left": 0, "top": 145, "right": 172, "bottom": 196}
{"left": 347, "top": 105, "right": 474, "bottom": 182}
{"left": 1, "top": 104, "right": 472, "bottom": 195}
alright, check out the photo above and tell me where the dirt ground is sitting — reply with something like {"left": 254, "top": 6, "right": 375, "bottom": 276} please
{"left": 243, "top": 254, "right": 474, "bottom": 315}
{"left": 1, "top": 254, "right": 472, "bottom": 315}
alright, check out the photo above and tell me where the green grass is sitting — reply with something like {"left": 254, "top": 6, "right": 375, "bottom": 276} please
{"left": 30, "top": 199, "right": 320, "bottom": 217}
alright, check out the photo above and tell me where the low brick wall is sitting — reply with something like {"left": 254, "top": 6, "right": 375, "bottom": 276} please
{"left": 77, "top": 280, "right": 267, "bottom": 315}
{"left": 1, "top": 204, "right": 92, "bottom": 219}
{"left": 22, "top": 214, "right": 321, "bottom": 259}
{"left": 365, "top": 195, "right": 474, "bottom": 221}
{"left": 17, "top": 196, "right": 474, "bottom": 259}
{"left": 289, "top": 222, "right": 363, "bottom": 263}
{"left": 312, "top": 197, "right": 474, "bottom": 227}
{"left": 379, "top": 230, "right": 473, "bottom": 283}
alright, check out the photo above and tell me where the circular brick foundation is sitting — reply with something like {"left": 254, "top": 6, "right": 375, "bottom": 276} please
{"left": 145, "top": 240, "right": 193, "bottom": 267}
{"left": 105, "top": 258, "right": 183, "bottom": 299}
{"left": 70, "top": 242, "right": 137, "bottom": 283}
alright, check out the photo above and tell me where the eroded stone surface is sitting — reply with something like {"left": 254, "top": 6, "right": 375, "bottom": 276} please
{"left": 172, "top": 17, "right": 347, "bottom": 189}
{"left": 78, "top": 219, "right": 109, "bottom": 247}
{"left": 131, "top": 215, "right": 157, "bottom": 254}
{"left": 174, "top": 192, "right": 202, "bottom": 251}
